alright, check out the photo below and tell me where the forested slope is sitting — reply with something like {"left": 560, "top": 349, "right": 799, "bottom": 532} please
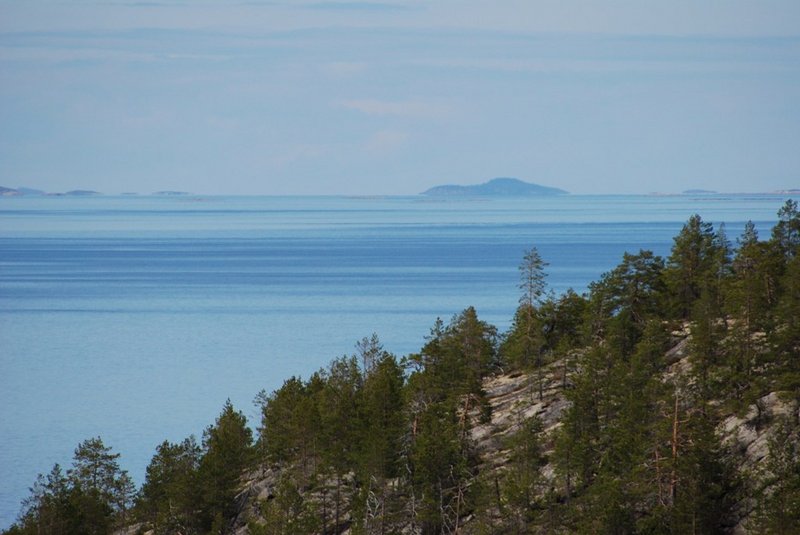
{"left": 5, "top": 201, "right": 800, "bottom": 535}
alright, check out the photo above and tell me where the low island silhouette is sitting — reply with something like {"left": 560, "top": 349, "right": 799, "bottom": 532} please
{"left": 421, "top": 177, "right": 568, "bottom": 197}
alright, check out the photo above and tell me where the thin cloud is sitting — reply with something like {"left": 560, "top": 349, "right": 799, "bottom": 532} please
{"left": 340, "top": 98, "right": 451, "bottom": 118}
{"left": 321, "top": 61, "right": 367, "bottom": 76}
{"left": 364, "top": 129, "right": 408, "bottom": 153}
{"left": 302, "top": 2, "right": 416, "bottom": 12}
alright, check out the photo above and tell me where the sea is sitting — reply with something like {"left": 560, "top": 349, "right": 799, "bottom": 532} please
{"left": 0, "top": 193, "right": 794, "bottom": 528}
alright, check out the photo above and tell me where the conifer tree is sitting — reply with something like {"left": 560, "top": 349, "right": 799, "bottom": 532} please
{"left": 501, "top": 415, "right": 545, "bottom": 532}
{"left": 316, "top": 356, "right": 363, "bottom": 532}
{"left": 503, "top": 247, "right": 549, "bottom": 397}
{"left": 669, "top": 401, "right": 738, "bottom": 534}
{"left": 357, "top": 352, "right": 405, "bottom": 480}
{"left": 753, "top": 413, "right": 800, "bottom": 534}
{"left": 138, "top": 436, "right": 201, "bottom": 534}
{"left": 587, "top": 250, "right": 665, "bottom": 357}
{"left": 407, "top": 402, "right": 475, "bottom": 535}
{"left": 726, "top": 221, "right": 773, "bottom": 404}
{"left": 771, "top": 199, "right": 800, "bottom": 258}
{"left": 772, "top": 253, "right": 800, "bottom": 390}
{"left": 519, "top": 248, "right": 547, "bottom": 375}
{"left": 519, "top": 247, "right": 548, "bottom": 310}
{"left": 665, "top": 214, "right": 717, "bottom": 319}
{"left": 249, "top": 475, "right": 321, "bottom": 535}
{"left": 356, "top": 332, "right": 384, "bottom": 377}
{"left": 198, "top": 400, "right": 253, "bottom": 532}
{"left": 9, "top": 439, "right": 129, "bottom": 535}
{"left": 445, "top": 306, "right": 497, "bottom": 399}
{"left": 555, "top": 344, "right": 608, "bottom": 495}
{"left": 414, "top": 308, "right": 496, "bottom": 406}
{"left": 69, "top": 437, "right": 124, "bottom": 506}
{"left": 257, "top": 376, "right": 322, "bottom": 474}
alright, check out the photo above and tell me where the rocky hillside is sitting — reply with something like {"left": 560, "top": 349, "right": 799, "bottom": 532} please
{"left": 225, "top": 329, "right": 797, "bottom": 534}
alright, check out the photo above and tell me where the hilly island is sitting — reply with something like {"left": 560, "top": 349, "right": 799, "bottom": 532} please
{"left": 422, "top": 177, "right": 568, "bottom": 197}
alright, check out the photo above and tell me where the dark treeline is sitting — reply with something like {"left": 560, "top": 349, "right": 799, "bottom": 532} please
{"left": 5, "top": 201, "right": 800, "bottom": 534}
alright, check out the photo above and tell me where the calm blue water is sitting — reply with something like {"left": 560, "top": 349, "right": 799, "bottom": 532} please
{"left": 0, "top": 194, "right": 792, "bottom": 527}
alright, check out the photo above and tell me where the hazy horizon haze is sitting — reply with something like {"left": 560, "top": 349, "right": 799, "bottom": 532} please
{"left": 1, "top": 1, "right": 799, "bottom": 195}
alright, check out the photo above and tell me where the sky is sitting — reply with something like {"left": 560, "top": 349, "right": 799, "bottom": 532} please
{"left": 0, "top": 1, "right": 799, "bottom": 195}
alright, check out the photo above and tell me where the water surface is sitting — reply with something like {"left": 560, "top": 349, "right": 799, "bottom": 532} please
{"left": 0, "top": 194, "right": 791, "bottom": 528}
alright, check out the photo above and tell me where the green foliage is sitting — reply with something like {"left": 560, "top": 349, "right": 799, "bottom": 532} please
{"left": 138, "top": 436, "right": 201, "bottom": 534}
{"left": 249, "top": 474, "right": 321, "bottom": 535}
{"left": 519, "top": 246, "right": 548, "bottom": 308}
{"left": 773, "top": 253, "right": 800, "bottom": 391}
{"left": 665, "top": 214, "right": 718, "bottom": 319}
{"left": 317, "top": 356, "right": 363, "bottom": 472}
{"left": 502, "top": 303, "right": 542, "bottom": 371}
{"left": 407, "top": 401, "right": 475, "bottom": 535}
{"left": 752, "top": 413, "right": 800, "bottom": 534}
{"left": 8, "top": 438, "right": 129, "bottom": 535}
{"left": 411, "top": 307, "right": 497, "bottom": 406}
{"left": 357, "top": 352, "right": 405, "bottom": 480}
{"left": 689, "top": 287, "right": 728, "bottom": 400}
{"left": 588, "top": 250, "right": 665, "bottom": 356}
{"left": 771, "top": 199, "right": 800, "bottom": 258}
{"left": 257, "top": 375, "right": 322, "bottom": 472}
{"left": 541, "top": 288, "right": 588, "bottom": 353}
{"left": 500, "top": 415, "right": 545, "bottom": 531}
{"left": 69, "top": 437, "right": 124, "bottom": 504}
{"left": 253, "top": 338, "right": 407, "bottom": 534}
{"left": 198, "top": 400, "right": 254, "bottom": 532}
{"left": 669, "top": 402, "right": 739, "bottom": 534}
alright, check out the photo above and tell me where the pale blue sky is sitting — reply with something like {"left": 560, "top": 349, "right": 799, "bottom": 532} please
{"left": 1, "top": 1, "right": 799, "bottom": 195}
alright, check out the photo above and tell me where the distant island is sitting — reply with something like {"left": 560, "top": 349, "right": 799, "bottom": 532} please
{"left": 0, "top": 186, "right": 20, "bottom": 196}
{"left": 63, "top": 190, "right": 100, "bottom": 196}
{"left": 422, "top": 177, "right": 568, "bottom": 197}
{"left": 16, "top": 187, "right": 45, "bottom": 195}
{"left": 0, "top": 187, "right": 100, "bottom": 197}
{"left": 682, "top": 189, "right": 718, "bottom": 195}
{"left": 153, "top": 191, "right": 190, "bottom": 196}
{"left": 0, "top": 187, "right": 196, "bottom": 197}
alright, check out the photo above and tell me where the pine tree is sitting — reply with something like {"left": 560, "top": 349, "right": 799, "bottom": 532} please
{"left": 752, "top": 413, "right": 800, "bottom": 534}
{"left": 669, "top": 402, "right": 738, "bottom": 534}
{"left": 771, "top": 199, "right": 800, "bottom": 258}
{"left": 257, "top": 376, "right": 322, "bottom": 475}
{"left": 198, "top": 400, "right": 254, "bottom": 532}
{"left": 138, "top": 436, "right": 201, "bottom": 534}
{"left": 249, "top": 474, "right": 321, "bottom": 535}
{"left": 407, "top": 401, "right": 475, "bottom": 535}
{"left": 501, "top": 415, "right": 545, "bottom": 533}
{"left": 445, "top": 306, "right": 497, "bottom": 400}
{"left": 519, "top": 247, "right": 548, "bottom": 310}
{"left": 725, "top": 221, "right": 773, "bottom": 404}
{"left": 772, "top": 253, "right": 800, "bottom": 391}
{"left": 415, "top": 308, "right": 496, "bottom": 406}
{"left": 665, "top": 214, "right": 717, "bottom": 319}
{"left": 690, "top": 258, "right": 729, "bottom": 401}
{"left": 356, "top": 332, "right": 384, "bottom": 377}
{"left": 503, "top": 248, "right": 549, "bottom": 397}
{"left": 316, "top": 356, "right": 363, "bottom": 532}
{"left": 69, "top": 437, "right": 123, "bottom": 505}
{"left": 555, "top": 344, "right": 608, "bottom": 496}
{"left": 357, "top": 352, "right": 405, "bottom": 480}
{"left": 9, "top": 438, "right": 130, "bottom": 535}
{"left": 587, "top": 250, "right": 665, "bottom": 357}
